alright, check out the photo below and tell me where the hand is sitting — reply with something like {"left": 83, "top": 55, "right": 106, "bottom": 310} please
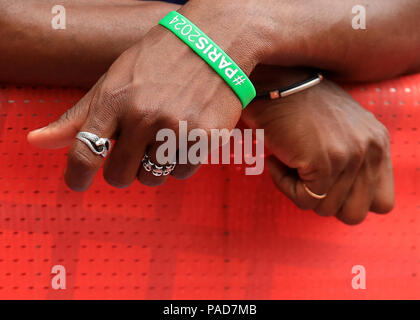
{"left": 27, "top": 2, "right": 263, "bottom": 191}
{"left": 242, "top": 66, "right": 394, "bottom": 225}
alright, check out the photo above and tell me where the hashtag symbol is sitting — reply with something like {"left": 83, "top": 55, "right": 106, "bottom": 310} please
{"left": 233, "top": 76, "right": 246, "bottom": 86}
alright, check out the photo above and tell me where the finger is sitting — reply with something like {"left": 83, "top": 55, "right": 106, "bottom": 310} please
{"left": 370, "top": 149, "right": 395, "bottom": 213}
{"left": 102, "top": 122, "right": 153, "bottom": 188}
{"left": 27, "top": 77, "right": 104, "bottom": 149}
{"left": 65, "top": 97, "right": 118, "bottom": 192}
{"left": 336, "top": 162, "right": 376, "bottom": 225}
{"left": 267, "top": 156, "right": 337, "bottom": 210}
{"left": 314, "top": 155, "right": 363, "bottom": 217}
{"left": 267, "top": 156, "right": 321, "bottom": 210}
{"left": 295, "top": 154, "right": 343, "bottom": 210}
{"left": 138, "top": 126, "right": 209, "bottom": 185}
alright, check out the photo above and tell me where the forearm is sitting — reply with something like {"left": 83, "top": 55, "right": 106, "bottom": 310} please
{"left": 181, "top": 0, "right": 420, "bottom": 81}
{"left": 267, "top": 0, "right": 420, "bottom": 81}
{"left": 0, "top": 0, "right": 180, "bottom": 87}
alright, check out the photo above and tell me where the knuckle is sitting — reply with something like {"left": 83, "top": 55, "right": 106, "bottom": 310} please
{"left": 368, "top": 138, "right": 385, "bottom": 165}
{"left": 100, "top": 84, "right": 123, "bottom": 102}
{"left": 364, "top": 126, "right": 390, "bottom": 166}
{"left": 133, "top": 106, "right": 180, "bottom": 132}
{"left": 159, "top": 111, "right": 184, "bottom": 131}
{"left": 298, "top": 158, "right": 327, "bottom": 180}
{"left": 370, "top": 122, "right": 390, "bottom": 149}
{"left": 329, "top": 146, "right": 348, "bottom": 169}
{"left": 98, "top": 85, "right": 126, "bottom": 113}
{"left": 380, "top": 126, "right": 391, "bottom": 151}
{"left": 348, "top": 141, "right": 365, "bottom": 170}
{"left": 127, "top": 107, "right": 152, "bottom": 128}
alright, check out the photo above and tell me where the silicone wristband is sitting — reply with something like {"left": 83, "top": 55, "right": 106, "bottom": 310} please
{"left": 159, "top": 11, "right": 256, "bottom": 109}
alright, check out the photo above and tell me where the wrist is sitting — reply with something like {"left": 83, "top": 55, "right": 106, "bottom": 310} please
{"left": 158, "top": 10, "right": 257, "bottom": 108}
{"left": 176, "top": 0, "right": 271, "bottom": 74}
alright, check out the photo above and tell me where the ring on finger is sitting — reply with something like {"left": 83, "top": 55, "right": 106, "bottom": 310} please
{"left": 303, "top": 183, "right": 328, "bottom": 200}
{"left": 76, "top": 131, "right": 112, "bottom": 158}
{"left": 142, "top": 154, "right": 176, "bottom": 177}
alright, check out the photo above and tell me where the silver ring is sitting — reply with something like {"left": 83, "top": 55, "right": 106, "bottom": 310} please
{"left": 76, "top": 131, "right": 111, "bottom": 158}
{"left": 142, "top": 154, "right": 176, "bottom": 177}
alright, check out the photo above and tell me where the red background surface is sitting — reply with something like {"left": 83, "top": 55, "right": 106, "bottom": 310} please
{"left": 0, "top": 74, "right": 419, "bottom": 299}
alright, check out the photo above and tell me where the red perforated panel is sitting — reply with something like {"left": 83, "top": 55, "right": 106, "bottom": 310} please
{"left": 0, "top": 74, "right": 419, "bottom": 299}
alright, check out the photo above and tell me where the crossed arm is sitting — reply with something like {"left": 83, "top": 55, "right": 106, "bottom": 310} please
{"left": 1, "top": 0, "right": 419, "bottom": 86}
{"left": 1, "top": 0, "right": 419, "bottom": 224}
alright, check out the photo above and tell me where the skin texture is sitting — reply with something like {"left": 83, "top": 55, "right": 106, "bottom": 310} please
{"left": 1, "top": 0, "right": 410, "bottom": 223}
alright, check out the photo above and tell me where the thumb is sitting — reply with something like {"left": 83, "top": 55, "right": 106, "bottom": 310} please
{"left": 27, "top": 77, "right": 103, "bottom": 149}
{"left": 27, "top": 101, "right": 89, "bottom": 149}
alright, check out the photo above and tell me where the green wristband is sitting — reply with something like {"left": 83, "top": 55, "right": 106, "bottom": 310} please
{"left": 159, "top": 11, "right": 256, "bottom": 109}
